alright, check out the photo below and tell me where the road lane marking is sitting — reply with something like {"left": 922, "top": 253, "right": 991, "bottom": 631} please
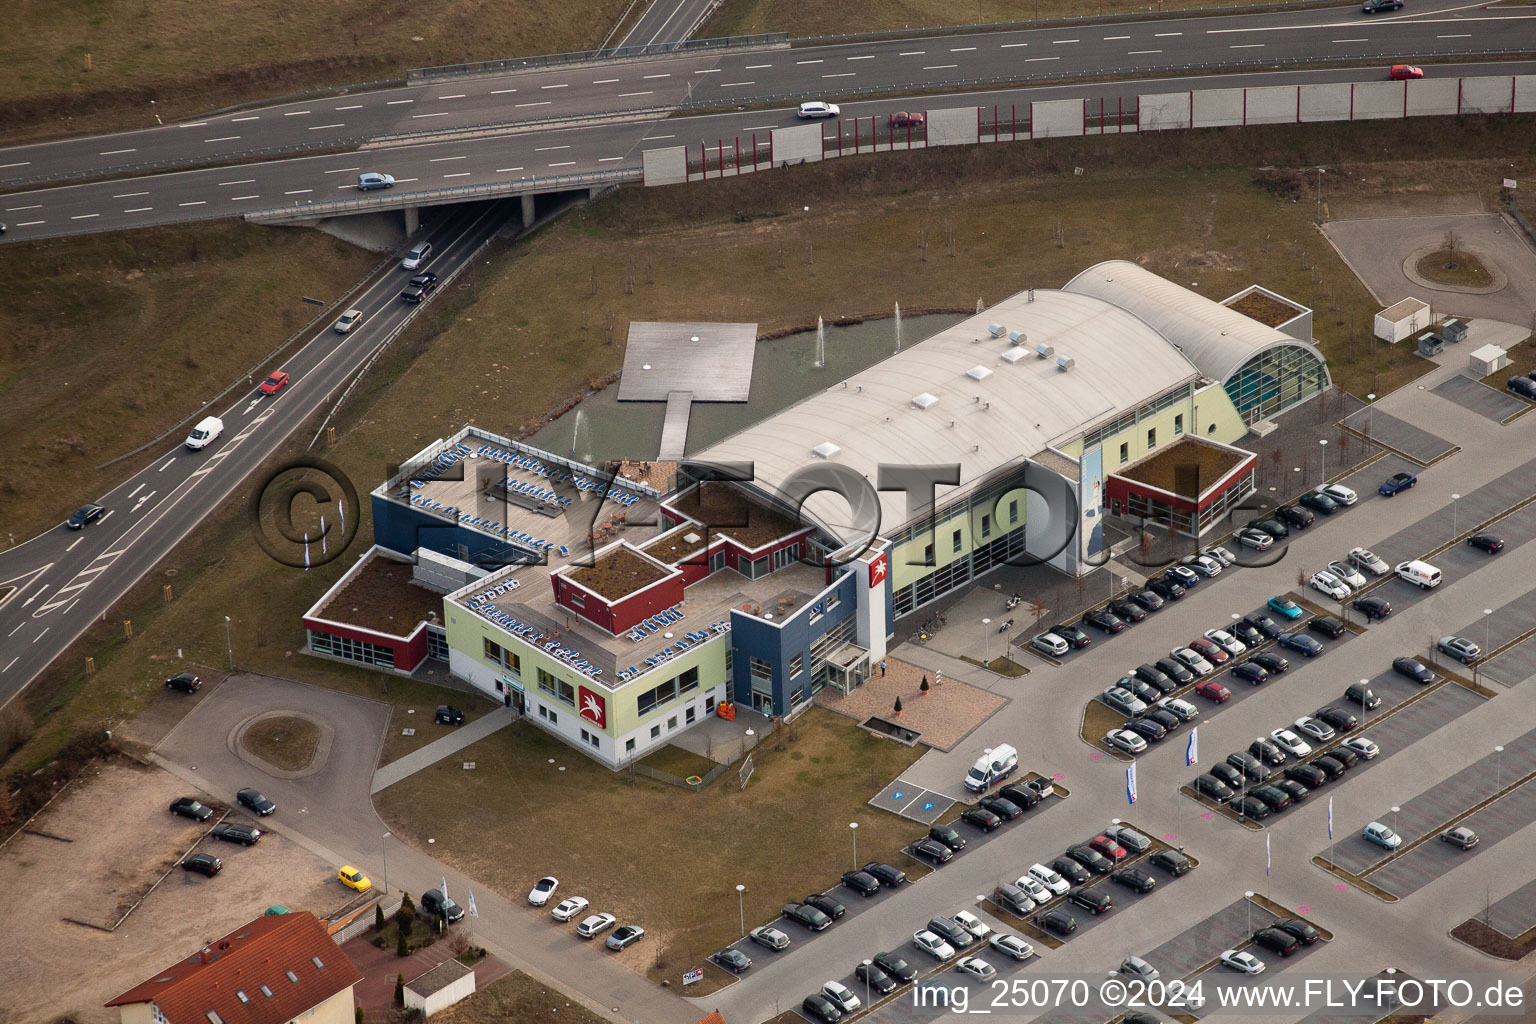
{"left": 739, "top": 126, "right": 773, "bottom": 131}
{"left": 324, "top": 166, "right": 361, "bottom": 173}
{"left": 898, "top": 51, "right": 925, "bottom": 56}
{"left": 1025, "top": 56, "right": 1059, "bottom": 62}
{"left": 218, "top": 179, "right": 255, "bottom": 185}
{"left": 1438, "top": 33, "right": 1471, "bottom": 38}
{"left": 67, "top": 537, "right": 83, "bottom": 552}
{"left": 2, "top": 658, "right": 15, "bottom": 672}
{"left": 308, "top": 123, "right": 345, "bottom": 130}
{"left": 395, "top": 177, "right": 418, "bottom": 182}
{"left": 14, "top": 220, "right": 44, "bottom": 226}
{"left": 124, "top": 207, "right": 153, "bottom": 212}
{"left": 0, "top": 161, "right": 31, "bottom": 168}
{"left": 923, "top": 64, "right": 958, "bottom": 70}
{"left": 335, "top": 104, "right": 363, "bottom": 110}
{"left": 491, "top": 87, "right": 518, "bottom": 93}
{"left": 535, "top": 145, "right": 570, "bottom": 151}
{"left": 284, "top": 189, "right": 312, "bottom": 194}
{"left": 593, "top": 79, "right": 619, "bottom": 84}
{"left": 516, "top": 101, "right": 552, "bottom": 107}
{"left": 204, "top": 135, "right": 240, "bottom": 142}
{"left": 412, "top": 112, "right": 451, "bottom": 118}
{"left": 443, "top": 172, "right": 471, "bottom": 178}
{"left": 549, "top": 161, "right": 576, "bottom": 167}
{"left": 495, "top": 167, "right": 524, "bottom": 172}
{"left": 1230, "top": 43, "right": 1265, "bottom": 48}
{"left": 694, "top": 68, "right": 721, "bottom": 73}
{"left": 179, "top": 200, "right": 207, "bottom": 206}
{"left": 159, "top": 458, "right": 175, "bottom": 471}
{"left": 618, "top": 91, "right": 652, "bottom": 97}
{"left": 429, "top": 155, "right": 468, "bottom": 161}
{"left": 823, "top": 72, "right": 856, "bottom": 77}
{"left": 1053, "top": 38, "right": 1079, "bottom": 44}
{"left": 1155, "top": 31, "right": 1182, "bottom": 36}
{"left": 643, "top": 73, "right": 671, "bottom": 78}
{"left": 100, "top": 148, "right": 136, "bottom": 155}
{"left": 951, "top": 46, "right": 976, "bottom": 51}
{"left": 541, "top": 83, "right": 569, "bottom": 89}
{"left": 130, "top": 483, "right": 145, "bottom": 498}
{"left": 847, "top": 55, "right": 875, "bottom": 60}
{"left": 387, "top": 99, "right": 414, "bottom": 104}
{"left": 438, "top": 93, "right": 466, "bottom": 99}
{"left": 1333, "top": 37, "right": 1368, "bottom": 42}
{"left": 1128, "top": 49, "right": 1163, "bottom": 54}
{"left": 71, "top": 213, "right": 99, "bottom": 220}
{"left": 284, "top": 110, "right": 312, "bottom": 116}
{"left": 230, "top": 195, "right": 260, "bottom": 200}
{"left": 599, "top": 157, "right": 623, "bottom": 162}
{"left": 745, "top": 63, "right": 772, "bottom": 68}
{"left": 8, "top": 622, "right": 23, "bottom": 637}
{"left": 1001, "top": 42, "right": 1028, "bottom": 47}
{"left": 32, "top": 627, "right": 49, "bottom": 644}
{"left": 232, "top": 115, "right": 260, "bottom": 122}
{"left": 720, "top": 81, "right": 755, "bottom": 87}
{"left": 5, "top": 203, "right": 42, "bottom": 210}
{"left": 112, "top": 192, "right": 150, "bottom": 198}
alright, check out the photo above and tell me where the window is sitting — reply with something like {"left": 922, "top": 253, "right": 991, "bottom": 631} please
{"left": 538, "top": 705, "right": 549, "bottom": 720}
{"left": 791, "top": 687, "right": 804, "bottom": 705}
{"left": 556, "top": 680, "right": 575, "bottom": 708}
{"left": 1174, "top": 413, "right": 1184, "bottom": 436}
{"left": 483, "top": 637, "right": 503, "bottom": 665}
{"left": 536, "top": 668, "right": 558, "bottom": 697}
{"left": 724, "top": 647, "right": 733, "bottom": 675}
{"left": 507, "top": 650, "right": 520, "bottom": 674}
{"left": 236, "top": 993, "right": 250, "bottom": 1006}
{"left": 650, "top": 725, "right": 661, "bottom": 739}
{"left": 581, "top": 728, "right": 591, "bottom": 743}
{"left": 286, "top": 971, "right": 299, "bottom": 984}
{"left": 827, "top": 591, "right": 841, "bottom": 611}
{"left": 311, "top": 956, "right": 325, "bottom": 970}
{"left": 951, "top": 529, "right": 962, "bottom": 554}
{"left": 749, "top": 656, "right": 772, "bottom": 684}
{"left": 307, "top": 631, "right": 395, "bottom": 669}
{"left": 1119, "top": 443, "right": 1129, "bottom": 465}
{"left": 678, "top": 666, "right": 699, "bottom": 695}
{"left": 981, "top": 513, "right": 991, "bottom": 539}
{"left": 789, "top": 653, "right": 804, "bottom": 678}
{"left": 706, "top": 695, "right": 716, "bottom": 712}
{"left": 637, "top": 679, "right": 677, "bottom": 715}
{"left": 208, "top": 1013, "right": 224, "bottom": 1024}
{"left": 667, "top": 715, "right": 678, "bottom": 731}
{"left": 260, "top": 986, "right": 273, "bottom": 999}
{"left": 1147, "top": 427, "right": 1157, "bottom": 448}
{"left": 568, "top": 590, "right": 585, "bottom": 608}
{"left": 548, "top": 711, "right": 558, "bottom": 726}
{"left": 626, "top": 738, "right": 636, "bottom": 753}
{"left": 923, "top": 543, "right": 934, "bottom": 565}
{"left": 685, "top": 706, "right": 696, "bottom": 725}
{"left": 1009, "top": 499, "right": 1019, "bottom": 525}
{"left": 587, "top": 732, "right": 599, "bottom": 749}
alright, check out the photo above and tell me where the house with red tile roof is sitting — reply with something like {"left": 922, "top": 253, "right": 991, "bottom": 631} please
{"left": 106, "top": 911, "right": 362, "bottom": 1024}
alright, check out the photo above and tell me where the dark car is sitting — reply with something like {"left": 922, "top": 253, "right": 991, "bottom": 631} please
{"left": 1379, "top": 471, "right": 1417, "bottom": 496}
{"left": 1194, "top": 774, "right": 1235, "bottom": 801}
{"left": 1147, "top": 578, "right": 1185, "bottom": 601}
{"left": 930, "top": 824, "right": 967, "bottom": 851}
{"left": 1298, "top": 491, "right": 1340, "bottom": 515}
{"left": 1209, "top": 762, "right": 1244, "bottom": 788}
{"left": 1279, "top": 632, "right": 1323, "bottom": 657}
{"left": 1252, "top": 651, "right": 1289, "bottom": 674}
{"left": 238, "top": 789, "right": 275, "bottom": 816}
{"left": 911, "top": 838, "right": 954, "bottom": 866}
{"left": 399, "top": 274, "right": 439, "bottom": 304}
{"left": 1155, "top": 657, "right": 1195, "bottom": 685}
{"left": 1353, "top": 596, "right": 1392, "bottom": 620}
{"left": 1309, "top": 615, "right": 1345, "bottom": 639}
{"left": 1132, "top": 664, "right": 1176, "bottom": 692}
{"left": 1125, "top": 678, "right": 1163, "bottom": 704}
{"left": 1285, "top": 763, "right": 1327, "bottom": 788}
{"left": 1275, "top": 919, "right": 1320, "bottom": 945}
{"left": 1068, "top": 886, "right": 1114, "bottom": 915}
{"left": 1051, "top": 623, "right": 1092, "bottom": 649}
{"left": 994, "top": 882, "right": 1036, "bottom": 916}
{"left": 805, "top": 893, "right": 846, "bottom": 920}
{"left": 435, "top": 705, "right": 465, "bottom": 725}
{"left": 1363, "top": 0, "right": 1404, "bottom": 12}
{"left": 841, "top": 870, "right": 880, "bottom": 896}
{"left": 1249, "top": 738, "right": 1286, "bottom": 766}
{"left": 712, "top": 948, "right": 753, "bottom": 973}
{"left": 66, "top": 503, "right": 107, "bottom": 529}
{"left": 1131, "top": 589, "right": 1165, "bottom": 611}
{"left": 1051, "top": 857, "right": 1092, "bottom": 885}
{"left": 1275, "top": 778, "right": 1311, "bottom": 803}
{"left": 1316, "top": 706, "right": 1359, "bottom": 732}
{"left": 979, "top": 795, "right": 1023, "bottom": 820}
{"left": 1244, "top": 612, "right": 1284, "bottom": 639}
{"left": 421, "top": 888, "right": 465, "bottom": 923}
{"left": 873, "top": 952, "right": 918, "bottom": 983}
{"left": 1232, "top": 621, "right": 1265, "bottom": 647}
{"left": 1123, "top": 718, "right": 1166, "bottom": 744}
{"left": 211, "top": 822, "right": 262, "bottom": 846}
{"left": 1247, "top": 517, "right": 1290, "bottom": 538}
{"left": 1065, "top": 845, "right": 1114, "bottom": 875}
{"left": 1143, "top": 707, "right": 1181, "bottom": 732}
{"left": 1226, "top": 752, "right": 1267, "bottom": 782}
{"left": 1467, "top": 534, "right": 1504, "bottom": 554}
{"left": 997, "top": 783, "right": 1041, "bottom": 810}
{"left": 855, "top": 961, "right": 897, "bottom": 994}
{"left": 1083, "top": 608, "right": 1126, "bottom": 634}
{"left": 927, "top": 916, "right": 975, "bottom": 948}
{"left": 1229, "top": 795, "right": 1272, "bottom": 820}
{"left": 1231, "top": 662, "right": 1269, "bottom": 686}
{"left": 170, "top": 797, "right": 213, "bottom": 821}
{"left": 1393, "top": 656, "right": 1435, "bottom": 684}
{"left": 1110, "top": 600, "right": 1148, "bottom": 623}
{"left": 1510, "top": 376, "right": 1536, "bottom": 400}
{"left": 802, "top": 994, "right": 843, "bottom": 1024}
{"left": 961, "top": 807, "right": 1003, "bottom": 832}
{"left": 863, "top": 862, "right": 906, "bottom": 887}
{"left": 1343, "top": 683, "right": 1381, "bottom": 709}
{"left": 1038, "top": 909, "right": 1077, "bottom": 935}
{"left": 1311, "top": 755, "right": 1347, "bottom": 780}
{"left": 782, "top": 902, "right": 832, "bottom": 931}
{"left": 1253, "top": 927, "right": 1301, "bottom": 957}
{"left": 1329, "top": 745, "right": 1360, "bottom": 769}
{"left": 1149, "top": 849, "right": 1192, "bottom": 876}
{"left": 181, "top": 853, "right": 222, "bottom": 877}
{"left": 165, "top": 672, "right": 203, "bottom": 693}
{"left": 1110, "top": 867, "right": 1157, "bottom": 893}
{"left": 1250, "top": 784, "right": 1293, "bottom": 811}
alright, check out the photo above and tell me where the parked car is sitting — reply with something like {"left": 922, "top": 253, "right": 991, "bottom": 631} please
{"left": 1030, "top": 633, "right": 1070, "bottom": 657}
{"left": 1083, "top": 608, "right": 1126, "bottom": 633}
{"left": 841, "top": 870, "right": 881, "bottom": 895}
{"left": 1353, "top": 596, "right": 1393, "bottom": 620}
{"left": 1181, "top": 554, "right": 1222, "bottom": 577}
{"left": 1277, "top": 505, "right": 1315, "bottom": 529}
{"left": 1349, "top": 547, "right": 1391, "bottom": 576}
{"left": 1110, "top": 599, "right": 1148, "bottom": 623}
{"left": 1250, "top": 784, "right": 1293, "bottom": 811}
{"left": 1311, "top": 571, "right": 1352, "bottom": 600}
{"left": 1244, "top": 612, "right": 1284, "bottom": 638}
{"left": 211, "top": 822, "right": 262, "bottom": 846}
{"left": 1171, "top": 647, "right": 1214, "bottom": 675}
{"left": 600, "top": 922, "right": 646, "bottom": 950}
{"left": 1275, "top": 779, "right": 1310, "bottom": 803}
{"left": 552, "top": 896, "right": 590, "bottom": 922}
{"left": 1204, "top": 545, "right": 1237, "bottom": 565}
{"left": 1268, "top": 596, "right": 1303, "bottom": 619}
{"left": 1252, "top": 651, "right": 1289, "bottom": 674}
{"left": 1105, "top": 729, "right": 1147, "bottom": 755}
{"left": 1229, "top": 796, "right": 1271, "bottom": 820}
{"left": 1122, "top": 719, "right": 1166, "bottom": 745}
{"left": 1158, "top": 697, "right": 1200, "bottom": 722}
{"left": 1232, "top": 621, "right": 1266, "bottom": 647}
{"left": 783, "top": 902, "right": 833, "bottom": 930}
{"left": 1068, "top": 886, "right": 1114, "bottom": 915}
{"left": 864, "top": 862, "right": 906, "bottom": 887}
{"left": 1438, "top": 636, "right": 1482, "bottom": 664}
{"left": 712, "top": 948, "right": 753, "bottom": 973}
{"left": 1226, "top": 751, "right": 1267, "bottom": 782}
{"left": 1111, "top": 866, "right": 1158, "bottom": 893}
{"left": 1276, "top": 918, "right": 1320, "bottom": 945}
{"left": 822, "top": 982, "right": 861, "bottom": 1015}
{"left": 1270, "top": 728, "right": 1312, "bottom": 757}
{"left": 910, "top": 839, "right": 954, "bottom": 867}
{"left": 1236, "top": 528, "right": 1275, "bottom": 550}
{"left": 165, "top": 672, "right": 202, "bottom": 693}
{"left": 1147, "top": 578, "right": 1185, "bottom": 601}
{"left": 993, "top": 882, "right": 1036, "bottom": 916}
{"left": 1312, "top": 755, "right": 1348, "bottom": 780}
{"left": 1285, "top": 763, "right": 1327, "bottom": 788}
{"left": 1393, "top": 656, "right": 1435, "bottom": 684}
{"left": 421, "top": 888, "right": 465, "bottom": 923}
{"left": 1248, "top": 738, "right": 1286, "bottom": 766}
{"left": 1327, "top": 561, "right": 1368, "bottom": 588}
{"left": 1321, "top": 483, "right": 1358, "bottom": 506}
{"left": 1089, "top": 835, "right": 1128, "bottom": 862}
{"left": 1155, "top": 657, "right": 1195, "bottom": 684}
{"left": 1051, "top": 623, "right": 1093, "bottom": 648}
{"left": 1253, "top": 927, "right": 1300, "bottom": 956}
{"left": 952, "top": 910, "right": 992, "bottom": 941}
{"left": 1012, "top": 874, "right": 1051, "bottom": 903}
{"left": 527, "top": 876, "right": 560, "bottom": 906}
{"left": 873, "top": 952, "right": 918, "bottom": 982}
{"left": 1148, "top": 849, "right": 1192, "bottom": 875}
{"left": 1038, "top": 909, "right": 1077, "bottom": 935}
{"left": 1066, "top": 845, "right": 1114, "bottom": 875}
{"left": 1143, "top": 707, "right": 1181, "bottom": 733}
{"left": 1467, "top": 534, "right": 1504, "bottom": 554}
{"left": 979, "top": 794, "right": 1023, "bottom": 820}
{"left": 1209, "top": 762, "right": 1244, "bottom": 788}
{"left": 1131, "top": 589, "right": 1165, "bottom": 611}
{"left": 1195, "top": 680, "right": 1231, "bottom": 703}
{"left": 1330, "top": 745, "right": 1360, "bottom": 769}
{"left": 1193, "top": 775, "right": 1234, "bottom": 801}
{"left": 997, "top": 782, "right": 1041, "bottom": 810}
{"left": 170, "top": 797, "right": 213, "bottom": 821}
{"left": 1294, "top": 716, "right": 1336, "bottom": 742}
{"left": 1298, "top": 491, "right": 1340, "bottom": 515}
{"left": 1510, "top": 376, "right": 1536, "bottom": 400}
{"left": 1310, "top": 615, "right": 1345, "bottom": 639}
{"left": 961, "top": 807, "right": 1003, "bottom": 832}
{"left": 929, "top": 823, "right": 967, "bottom": 851}
{"left": 1231, "top": 662, "right": 1269, "bottom": 686}
{"left": 1379, "top": 471, "right": 1417, "bottom": 495}
{"left": 1028, "top": 863, "right": 1071, "bottom": 895}
{"left": 1204, "top": 629, "right": 1247, "bottom": 656}
{"left": 1220, "top": 950, "right": 1266, "bottom": 974}
{"left": 435, "top": 705, "right": 465, "bottom": 725}
{"left": 989, "top": 933, "right": 1034, "bottom": 960}
{"left": 1343, "top": 683, "right": 1381, "bottom": 709}
{"left": 1050, "top": 857, "right": 1091, "bottom": 886}
{"left": 1120, "top": 955, "right": 1159, "bottom": 981}
{"left": 1316, "top": 706, "right": 1359, "bottom": 732}
{"left": 338, "top": 865, "right": 371, "bottom": 892}
{"left": 1249, "top": 517, "right": 1290, "bottom": 539}
{"left": 182, "top": 853, "right": 222, "bottom": 877}
{"left": 1363, "top": 821, "right": 1402, "bottom": 849}
{"left": 1342, "top": 736, "right": 1380, "bottom": 760}
{"left": 1441, "top": 826, "right": 1479, "bottom": 850}
{"left": 749, "top": 925, "right": 791, "bottom": 951}
{"left": 854, "top": 961, "right": 897, "bottom": 993}
{"left": 1189, "top": 637, "right": 1230, "bottom": 665}
{"left": 1278, "top": 632, "right": 1323, "bottom": 657}
{"left": 1103, "top": 824, "right": 1151, "bottom": 853}
{"left": 237, "top": 789, "right": 275, "bottom": 816}
{"left": 912, "top": 930, "right": 956, "bottom": 960}
{"left": 1103, "top": 686, "right": 1147, "bottom": 716}
{"left": 577, "top": 913, "right": 618, "bottom": 939}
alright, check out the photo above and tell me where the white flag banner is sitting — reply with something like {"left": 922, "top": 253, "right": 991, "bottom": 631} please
{"left": 1186, "top": 728, "right": 1198, "bottom": 767}
{"left": 468, "top": 891, "right": 478, "bottom": 918}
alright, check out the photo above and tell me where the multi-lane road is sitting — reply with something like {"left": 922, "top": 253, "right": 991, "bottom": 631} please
{"left": 0, "top": 202, "right": 515, "bottom": 709}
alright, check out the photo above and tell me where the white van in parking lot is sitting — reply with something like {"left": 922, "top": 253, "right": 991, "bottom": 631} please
{"left": 1394, "top": 559, "right": 1441, "bottom": 589}
{"left": 185, "top": 416, "right": 224, "bottom": 450}
{"left": 963, "top": 743, "right": 1018, "bottom": 792}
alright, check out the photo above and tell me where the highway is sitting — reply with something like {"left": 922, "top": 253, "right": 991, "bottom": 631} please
{"left": 1, "top": 0, "right": 1532, "bottom": 190}
{"left": 0, "top": 201, "right": 516, "bottom": 710}
{"left": 618, "top": 0, "right": 722, "bottom": 52}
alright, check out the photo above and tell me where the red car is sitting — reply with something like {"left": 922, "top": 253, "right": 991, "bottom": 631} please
{"left": 1189, "top": 638, "right": 1229, "bottom": 665}
{"left": 890, "top": 111, "right": 925, "bottom": 128}
{"left": 259, "top": 370, "right": 290, "bottom": 394}
{"left": 1195, "top": 680, "right": 1231, "bottom": 703}
{"left": 1089, "top": 835, "right": 1128, "bottom": 861}
{"left": 1389, "top": 64, "right": 1423, "bottom": 80}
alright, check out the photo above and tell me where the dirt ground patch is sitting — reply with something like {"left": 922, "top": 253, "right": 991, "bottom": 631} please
{"left": 242, "top": 714, "right": 321, "bottom": 771}
{"left": 374, "top": 708, "right": 926, "bottom": 986}
{"left": 429, "top": 970, "right": 611, "bottom": 1024}
{"left": 0, "top": 760, "right": 345, "bottom": 1024}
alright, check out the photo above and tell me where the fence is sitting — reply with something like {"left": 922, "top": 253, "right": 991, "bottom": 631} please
{"left": 407, "top": 32, "right": 788, "bottom": 82}
{"left": 329, "top": 894, "right": 402, "bottom": 944}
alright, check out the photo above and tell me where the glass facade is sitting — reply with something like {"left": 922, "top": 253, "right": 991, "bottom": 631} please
{"left": 1225, "top": 345, "right": 1330, "bottom": 423}
{"left": 1123, "top": 468, "right": 1256, "bottom": 537}
{"left": 892, "top": 524, "right": 1027, "bottom": 616}
{"left": 307, "top": 630, "right": 396, "bottom": 669}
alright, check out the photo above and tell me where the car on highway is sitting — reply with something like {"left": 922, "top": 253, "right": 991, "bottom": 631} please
{"left": 258, "top": 370, "right": 290, "bottom": 394}
{"left": 333, "top": 308, "right": 365, "bottom": 333}
{"left": 989, "top": 933, "right": 1034, "bottom": 960}
{"left": 1438, "top": 636, "right": 1482, "bottom": 664}
{"left": 238, "top": 788, "right": 275, "bottom": 815}
{"left": 1363, "top": 0, "right": 1403, "bottom": 11}
{"left": 797, "top": 101, "right": 841, "bottom": 119}
{"left": 400, "top": 274, "right": 439, "bottom": 304}
{"left": 912, "top": 930, "right": 955, "bottom": 960}
{"left": 1349, "top": 547, "right": 1391, "bottom": 575}
{"left": 170, "top": 797, "right": 213, "bottom": 821}
{"left": 1363, "top": 821, "right": 1402, "bottom": 849}
{"left": 1271, "top": 728, "right": 1312, "bottom": 757}
{"left": 1441, "top": 826, "right": 1479, "bottom": 850}
{"left": 357, "top": 172, "right": 395, "bottom": 190}
{"left": 182, "top": 853, "right": 222, "bottom": 877}
{"left": 606, "top": 924, "right": 645, "bottom": 951}
{"left": 1030, "top": 633, "right": 1069, "bottom": 657}
{"left": 165, "top": 672, "right": 202, "bottom": 693}
{"left": 1353, "top": 595, "right": 1393, "bottom": 620}
{"left": 1278, "top": 632, "right": 1323, "bottom": 657}
{"left": 783, "top": 902, "right": 833, "bottom": 930}
{"left": 401, "top": 241, "right": 432, "bottom": 270}
{"left": 527, "top": 876, "right": 559, "bottom": 906}
{"left": 889, "top": 111, "right": 926, "bottom": 128}
{"left": 1311, "top": 570, "right": 1352, "bottom": 600}
{"left": 576, "top": 912, "right": 617, "bottom": 938}
{"left": 909, "top": 839, "right": 954, "bottom": 867}
{"left": 712, "top": 948, "right": 752, "bottom": 973}
{"left": 66, "top": 503, "right": 106, "bottom": 529}
{"left": 874, "top": 952, "right": 918, "bottom": 982}
{"left": 1268, "top": 596, "right": 1303, "bottom": 619}
{"left": 185, "top": 415, "right": 224, "bottom": 450}
{"left": 1219, "top": 949, "right": 1266, "bottom": 974}
{"left": 749, "top": 926, "right": 791, "bottom": 951}
{"left": 211, "top": 821, "right": 262, "bottom": 845}
{"left": 1342, "top": 736, "right": 1380, "bottom": 760}
{"left": 961, "top": 806, "right": 1002, "bottom": 832}
{"left": 1389, "top": 64, "right": 1424, "bottom": 80}
{"left": 1379, "top": 470, "right": 1418, "bottom": 493}
{"left": 422, "top": 888, "right": 465, "bottom": 923}
{"left": 338, "top": 865, "right": 371, "bottom": 892}
{"left": 854, "top": 961, "right": 896, "bottom": 993}
{"left": 1083, "top": 607, "right": 1126, "bottom": 633}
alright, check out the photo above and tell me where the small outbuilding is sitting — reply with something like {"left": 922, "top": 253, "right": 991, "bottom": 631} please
{"left": 1442, "top": 318, "right": 1468, "bottom": 344}
{"left": 404, "top": 959, "right": 476, "bottom": 1017}
{"left": 1374, "top": 298, "right": 1431, "bottom": 344}
{"left": 1467, "top": 344, "right": 1509, "bottom": 377}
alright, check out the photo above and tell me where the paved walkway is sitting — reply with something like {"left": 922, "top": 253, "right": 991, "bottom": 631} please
{"left": 815, "top": 655, "right": 1007, "bottom": 751}
{"left": 371, "top": 707, "right": 518, "bottom": 794}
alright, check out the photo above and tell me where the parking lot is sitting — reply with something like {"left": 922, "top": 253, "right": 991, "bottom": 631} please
{"left": 0, "top": 761, "right": 344, "bottom": 1024}
{"left": 1431, "top": 373, "right": 1529, "bottom": 423}
{"left": 1480, "top": 875, "right": 1536, "bottom": 942}
{"left": 1339, "top": 404, "right": 1455, "bottom": 464}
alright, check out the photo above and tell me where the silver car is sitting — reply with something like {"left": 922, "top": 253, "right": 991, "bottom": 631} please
{"left": 797, "top": 101, "right": 841, "bottom": 119}
{"left": 1348, "top": 546, "right": 1390, "bottom": 576}
{"left": 1031, "top": 632, "right": 1070, "bottom": 657}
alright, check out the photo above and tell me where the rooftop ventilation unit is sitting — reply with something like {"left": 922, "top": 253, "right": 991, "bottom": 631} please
{"left": 1008, "top": 330, "right": 1027, "bottom": 345}
{"left": 1000, "top": 347, "right": 1028, "bottom": 364}
{"left": 683, "top": 532, "right": 702, "bottom": 544}
{"left": 1056, "top": 354, "right": 1076, "bottom": 372}
{"left": 1035, "top": 343, "right": 1055, "bottom": 359}
{"left": 988, "top": 323, "right": 1008, "bottom": 338}
{"left": 812, "top": 442, "right": 841, "bottom": 459}
{"left": 966, "top": 365, "right": 993, "bottom": 382}
{"left": 912, "top": 392, "right": 939, "bottom": 409}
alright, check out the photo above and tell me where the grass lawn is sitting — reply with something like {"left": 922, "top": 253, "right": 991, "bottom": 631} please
{"left": 381, "top": 698, "right": 496, "bottom": 767}
{"left": 374, "top": 708, "right": 927, "bottom": 985}
{"left": 1481, "top": 335, "right": 1536, "bottom": 393}
{"left": 431, "top": 971, "right": 613, "bottom": 1024}
{"left": 1080, "top": 699, "right": 1133, "bottom": 759}
{"left": 636, "top": 743, "right": 720, "bottom": 777}
{"left": 2, "top": 0, "right": 630, "bottom": 142}
{"left": 1415, "top": 249, "right": 1494, "bottom": 288}
{"left": 242, "top": 714, "right": 320, "bottom": 771}
{"left": 958, "top": 654, "right": 1029, "bottom": 676}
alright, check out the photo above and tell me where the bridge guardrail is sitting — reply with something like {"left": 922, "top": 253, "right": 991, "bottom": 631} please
{"left": 244, "top": 167, "right": 639, "bottom": 222}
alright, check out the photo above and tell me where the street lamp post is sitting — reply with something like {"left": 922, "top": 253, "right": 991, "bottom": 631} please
{"left": 1318, "top": 439, "right": 1327, "bottom": 487}
{"left": 224, "top": 615, "right": 234, "bottom": 671}
{"left": 1359, "top": 678, "right": 1369, "bottom": 720}
{"left": 861, "top": 958, "right": 873, "bottom": 1007}
{"left": 1245, "top": 891, "right": 1254, "bottom": 936}
{"left": 1496, "top": 746, "right": 1505, "bottom": 794}
{"left": 1485, "top": 609, "right": 1494, "bottom": 654}
{"left": 1315, "top": 167, "right": 1326, "bottom": 224}
{"left": 982, "top": 618, "right": 991, "bottom": 668}
{"left": 736, "top": 884, "right": 746, "bottom": 937}
{"left": 1391, "top": 805, "right": 1401, "bottom": 857}
{"left": 849, "top": 821, "right": 859, "bottom": 872}
{"left": 1452, "top": 494, "right": 1461, "bottom": 541}
{"left": 381, "top": 831, "right": 391, "bottom": 894}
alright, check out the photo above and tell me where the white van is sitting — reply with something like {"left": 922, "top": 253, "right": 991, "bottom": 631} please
{"left": 963, "top": 743, "right": 1018, "bottom": 792}
{"left": 1394, "top": 559, "right": 1441, "bottom": 589}
{"left": 185, "top": 416, "right": 224, "bottom": 450}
